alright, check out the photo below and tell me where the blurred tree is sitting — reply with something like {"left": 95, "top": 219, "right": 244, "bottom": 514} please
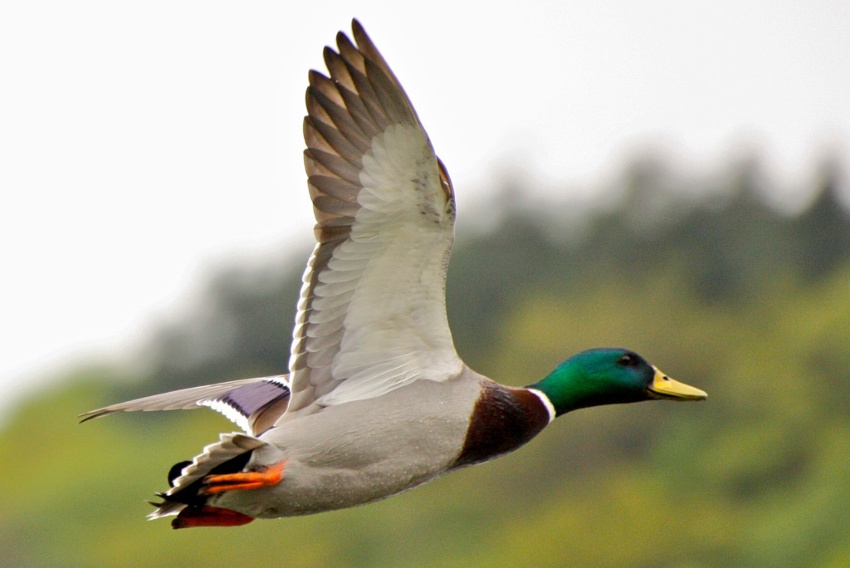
{"left": 794, "top": 160, "right": 850, "bottom": 279}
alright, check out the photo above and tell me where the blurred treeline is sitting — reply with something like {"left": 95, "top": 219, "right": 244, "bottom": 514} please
{"left": 1, "top": 155, "right": 849, "bottom": 567}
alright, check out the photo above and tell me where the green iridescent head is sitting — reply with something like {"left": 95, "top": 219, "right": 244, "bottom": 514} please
{"left": 529, "top": 348, "right": 707, "bottom": 417}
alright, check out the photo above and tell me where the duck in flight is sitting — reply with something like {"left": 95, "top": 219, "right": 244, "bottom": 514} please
{"left": 81, "top": 19, "right": 707, "bottom": 529}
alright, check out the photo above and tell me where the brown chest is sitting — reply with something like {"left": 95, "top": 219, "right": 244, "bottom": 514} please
{"left": 452, "top": 382, "right": 551, "bottom": 468}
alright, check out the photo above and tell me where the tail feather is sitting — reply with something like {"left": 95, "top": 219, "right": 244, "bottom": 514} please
{"left": 168, "top": 433, "right": 264, "bottom": 497}
{"left": 147, "top": 499, "right": 186, "bottom": 520}
{"left": 148, "top": 432, "right": 265, "bottom": 520}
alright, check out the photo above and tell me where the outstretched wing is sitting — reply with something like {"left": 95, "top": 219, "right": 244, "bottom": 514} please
{"left": 287, "top": 20, "right": 461, "bottom": 415}
{"left": 79, "top": 376, "right": 290, "bottom": 436}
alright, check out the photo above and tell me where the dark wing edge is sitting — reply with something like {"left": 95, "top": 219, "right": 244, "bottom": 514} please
{"left": 302, "top": 19, "right": 425, "bottom": 246}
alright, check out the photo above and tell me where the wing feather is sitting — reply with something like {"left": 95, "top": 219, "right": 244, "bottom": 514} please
{"left": 286, "top": 20, "right": 460, "bottom": 416}
{"left": 305, "top": 149, "right": 364, "bottom": 185}
{"left": 307, "top": 78, "right": 375, "bottom": 145}
{"left": 79, "top": 377, "right": 290, "bottom": 436}
{"left": 305, "top": 116, "right": 364, "bottom": 167}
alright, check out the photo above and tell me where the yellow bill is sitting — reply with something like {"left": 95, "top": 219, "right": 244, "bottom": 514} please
{"left": 647, "top": 366, "right": 708, "bottom": 401}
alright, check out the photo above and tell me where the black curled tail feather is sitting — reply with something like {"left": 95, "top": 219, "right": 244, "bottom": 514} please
{"left": 147, "top": 433, "right": 265, "bottom": 520}
{"left": 168, "top": 461, "right": 192, "bottom": 487}
{"left": 161, "top": 451, "right": 252, "bottom": 509}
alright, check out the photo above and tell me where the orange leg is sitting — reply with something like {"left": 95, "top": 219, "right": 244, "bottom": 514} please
{"left": 201, "top": 460, "right": 286, "bottom": 495}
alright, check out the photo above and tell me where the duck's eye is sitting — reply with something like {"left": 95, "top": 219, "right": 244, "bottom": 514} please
{"left": 618, "top": 354, "right": 638, "bottom": 367}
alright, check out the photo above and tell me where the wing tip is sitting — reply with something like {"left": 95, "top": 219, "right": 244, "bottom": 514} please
{"left": 77, "top": 408, "right": 111, "bottom": 423}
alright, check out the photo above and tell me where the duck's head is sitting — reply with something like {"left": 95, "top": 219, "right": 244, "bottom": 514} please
{"left": 529, "top": 348, "right": 707, "bottom": 417}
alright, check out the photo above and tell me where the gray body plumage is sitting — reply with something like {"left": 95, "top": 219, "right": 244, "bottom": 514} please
{"left": 209, "top": 368, "right": 484, "bottom": 518}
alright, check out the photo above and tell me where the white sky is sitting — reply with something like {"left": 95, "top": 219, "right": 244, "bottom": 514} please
{"left": 1, "top": 1, "right": 848, "bottom": 417}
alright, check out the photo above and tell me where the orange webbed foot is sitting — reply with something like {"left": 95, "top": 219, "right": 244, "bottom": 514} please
{"left": 201, "top": 460, "right": 286, "bottom": 495}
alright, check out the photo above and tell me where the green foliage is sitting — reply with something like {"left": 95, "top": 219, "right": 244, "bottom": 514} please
{"left": 2, "top": 156, "right": 849, "bottom": 566}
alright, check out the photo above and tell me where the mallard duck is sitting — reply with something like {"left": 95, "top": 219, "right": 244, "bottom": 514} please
{"left": 81, "top": 19, "right": 707, "bottom": 529}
